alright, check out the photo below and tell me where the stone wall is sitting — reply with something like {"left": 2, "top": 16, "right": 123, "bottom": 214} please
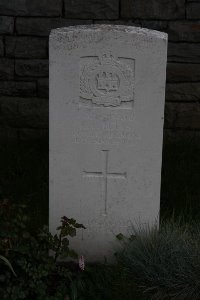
{"left": 0, "top": 0, "right": 200, "bottom": 144}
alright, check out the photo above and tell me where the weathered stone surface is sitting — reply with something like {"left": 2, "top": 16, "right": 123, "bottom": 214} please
{"left": 64, "top": 0, "right": 119, "bottom": 19}
{"left": 121, "top": 0, "right": 185, "bottom": 19}
{"left": 166, "top": 83, "right": 200, "bottom": 101}
{"left": 0, "top": 16, "right": 14, "bottom": 34}
{"left": 0, "top": 38, "right": 4, "bottom": 56}
{"left": 168, "top": 43, "right": 200, "bottom": 63}
{"left": 0, "top": 0, "right": 62, "bottom": 16}
{"left": 6, "top": 37, "right": 48, "bottom": 58}
{"left": 165, "top": 103, "right": 200, "bottom": 129}
{"left": 167, "top": 63, "right": 200, "bottom": 82}
{"left": 168, "top": 21, "right": 200, "bottom": 42}
{"left": 16, "top": 18, "right": 92, "bottom": 36}
{"left": 187, "top": 3, "right": 200, "bottom": 19}
{"left": 0, "top": 58, "right": 14, "bottom": 80}
{"left": 0, "top": 96, "right": 48, "bottom": 128}
{"left": 38, "top": 78, "right": 49, "bottom": 97}
{"left": 0, "top": 81, "right": 36, "bottom": 97}
{"left": 15, "top": 59, "right": 49, "bottom": 77}
{"left": 49, "top": 25, "right": 167, "bottom": 260}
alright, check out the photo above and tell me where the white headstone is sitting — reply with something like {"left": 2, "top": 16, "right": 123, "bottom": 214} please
{"left": 49, "top": 25, "right": 167, "bottom": 261}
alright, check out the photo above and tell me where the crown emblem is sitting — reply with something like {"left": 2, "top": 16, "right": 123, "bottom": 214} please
{"left": 101, "top": 54, "right": 114, "bottom": 64}
{"left": 80, "top": 54, "right": 134, "bottom": 107}
{"left": 96, "top": 72, "right": 119, "bottom": 92}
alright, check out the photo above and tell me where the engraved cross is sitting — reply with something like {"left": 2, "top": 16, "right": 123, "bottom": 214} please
{"left": 83, "top": 150, "right": 127, "bottom": 215}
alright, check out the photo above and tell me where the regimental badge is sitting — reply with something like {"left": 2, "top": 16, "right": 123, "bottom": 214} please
{"left": 80, "top": 54, "right": 134, "bottom": 107}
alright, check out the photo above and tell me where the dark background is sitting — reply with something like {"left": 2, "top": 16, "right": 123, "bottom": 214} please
{"left": 0, "top": 0, "right": 199, "bottom": 227}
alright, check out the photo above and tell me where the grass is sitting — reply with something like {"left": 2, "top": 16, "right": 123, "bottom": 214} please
{"left": 115, "top": 220, "right": 200, "bottom": 300}
{"left": 75, "top": 263, "right": 143, "bottom": 300}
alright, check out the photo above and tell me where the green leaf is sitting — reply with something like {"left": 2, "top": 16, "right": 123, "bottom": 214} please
{"left": 69, "top": 218, "right": 76, "bottom": 225}
{"left": 68, "top": 227, "right": 76, "bottom": 237}
{"left": 116, "top": 233, "right": 124, "bottom": 241}
{"left": 75, "top": 223, "right": 86, "bottom": 229}
{"left": 62, "top": 238, "right": 69, "bottom": 246}
{"left": 0, "top": 255, "right": 17, "bottom": 276}
{"left": 61, "top": 227, "right": 70, "bottom": 236}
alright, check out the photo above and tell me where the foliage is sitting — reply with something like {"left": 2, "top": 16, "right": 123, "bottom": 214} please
{"left": 0, "top": 199, "right": 146, "bottom": 300}
{"left": 74, "top": 263, "right": 142, "bottom": 300}
{"left": 0, "top": 199, "right": 85, "bottom": 300}
{"left": 2, "top": 198, "right": 200, "bottom": 300}
{"left": 116, "top": 220, "right": 200, "bottom": 300}
{"left": 0, "top": 255, "right": 16, "bottom": 276}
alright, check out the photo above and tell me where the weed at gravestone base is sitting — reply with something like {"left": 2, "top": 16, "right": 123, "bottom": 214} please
{"left": 0, "top": 199, "right": 85, "bottom": 300}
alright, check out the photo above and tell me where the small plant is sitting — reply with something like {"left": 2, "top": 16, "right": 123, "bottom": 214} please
{"left": 0, "top": 199, "right": 86, "bottom": 300}
{"left": 39, "top": 216, "right": 86, "bottom": 263}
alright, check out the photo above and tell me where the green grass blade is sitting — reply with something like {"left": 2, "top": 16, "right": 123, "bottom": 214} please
{"left": 0, "top": 255, "right": 17, "bottom": 276}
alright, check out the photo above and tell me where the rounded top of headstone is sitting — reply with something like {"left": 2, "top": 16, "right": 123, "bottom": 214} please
{"left": 50, "top": 24, "right": 167, "bottom": 41}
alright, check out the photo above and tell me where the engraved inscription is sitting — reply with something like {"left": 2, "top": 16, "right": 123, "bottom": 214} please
{"left": 83, "top": 150, "right": 127, "bottom": 215}
{"left": 73, "top": 113, "right": 136, "bottom": 145}
{"left": 80, "top": 54, "right": 135, "bottom": 107}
